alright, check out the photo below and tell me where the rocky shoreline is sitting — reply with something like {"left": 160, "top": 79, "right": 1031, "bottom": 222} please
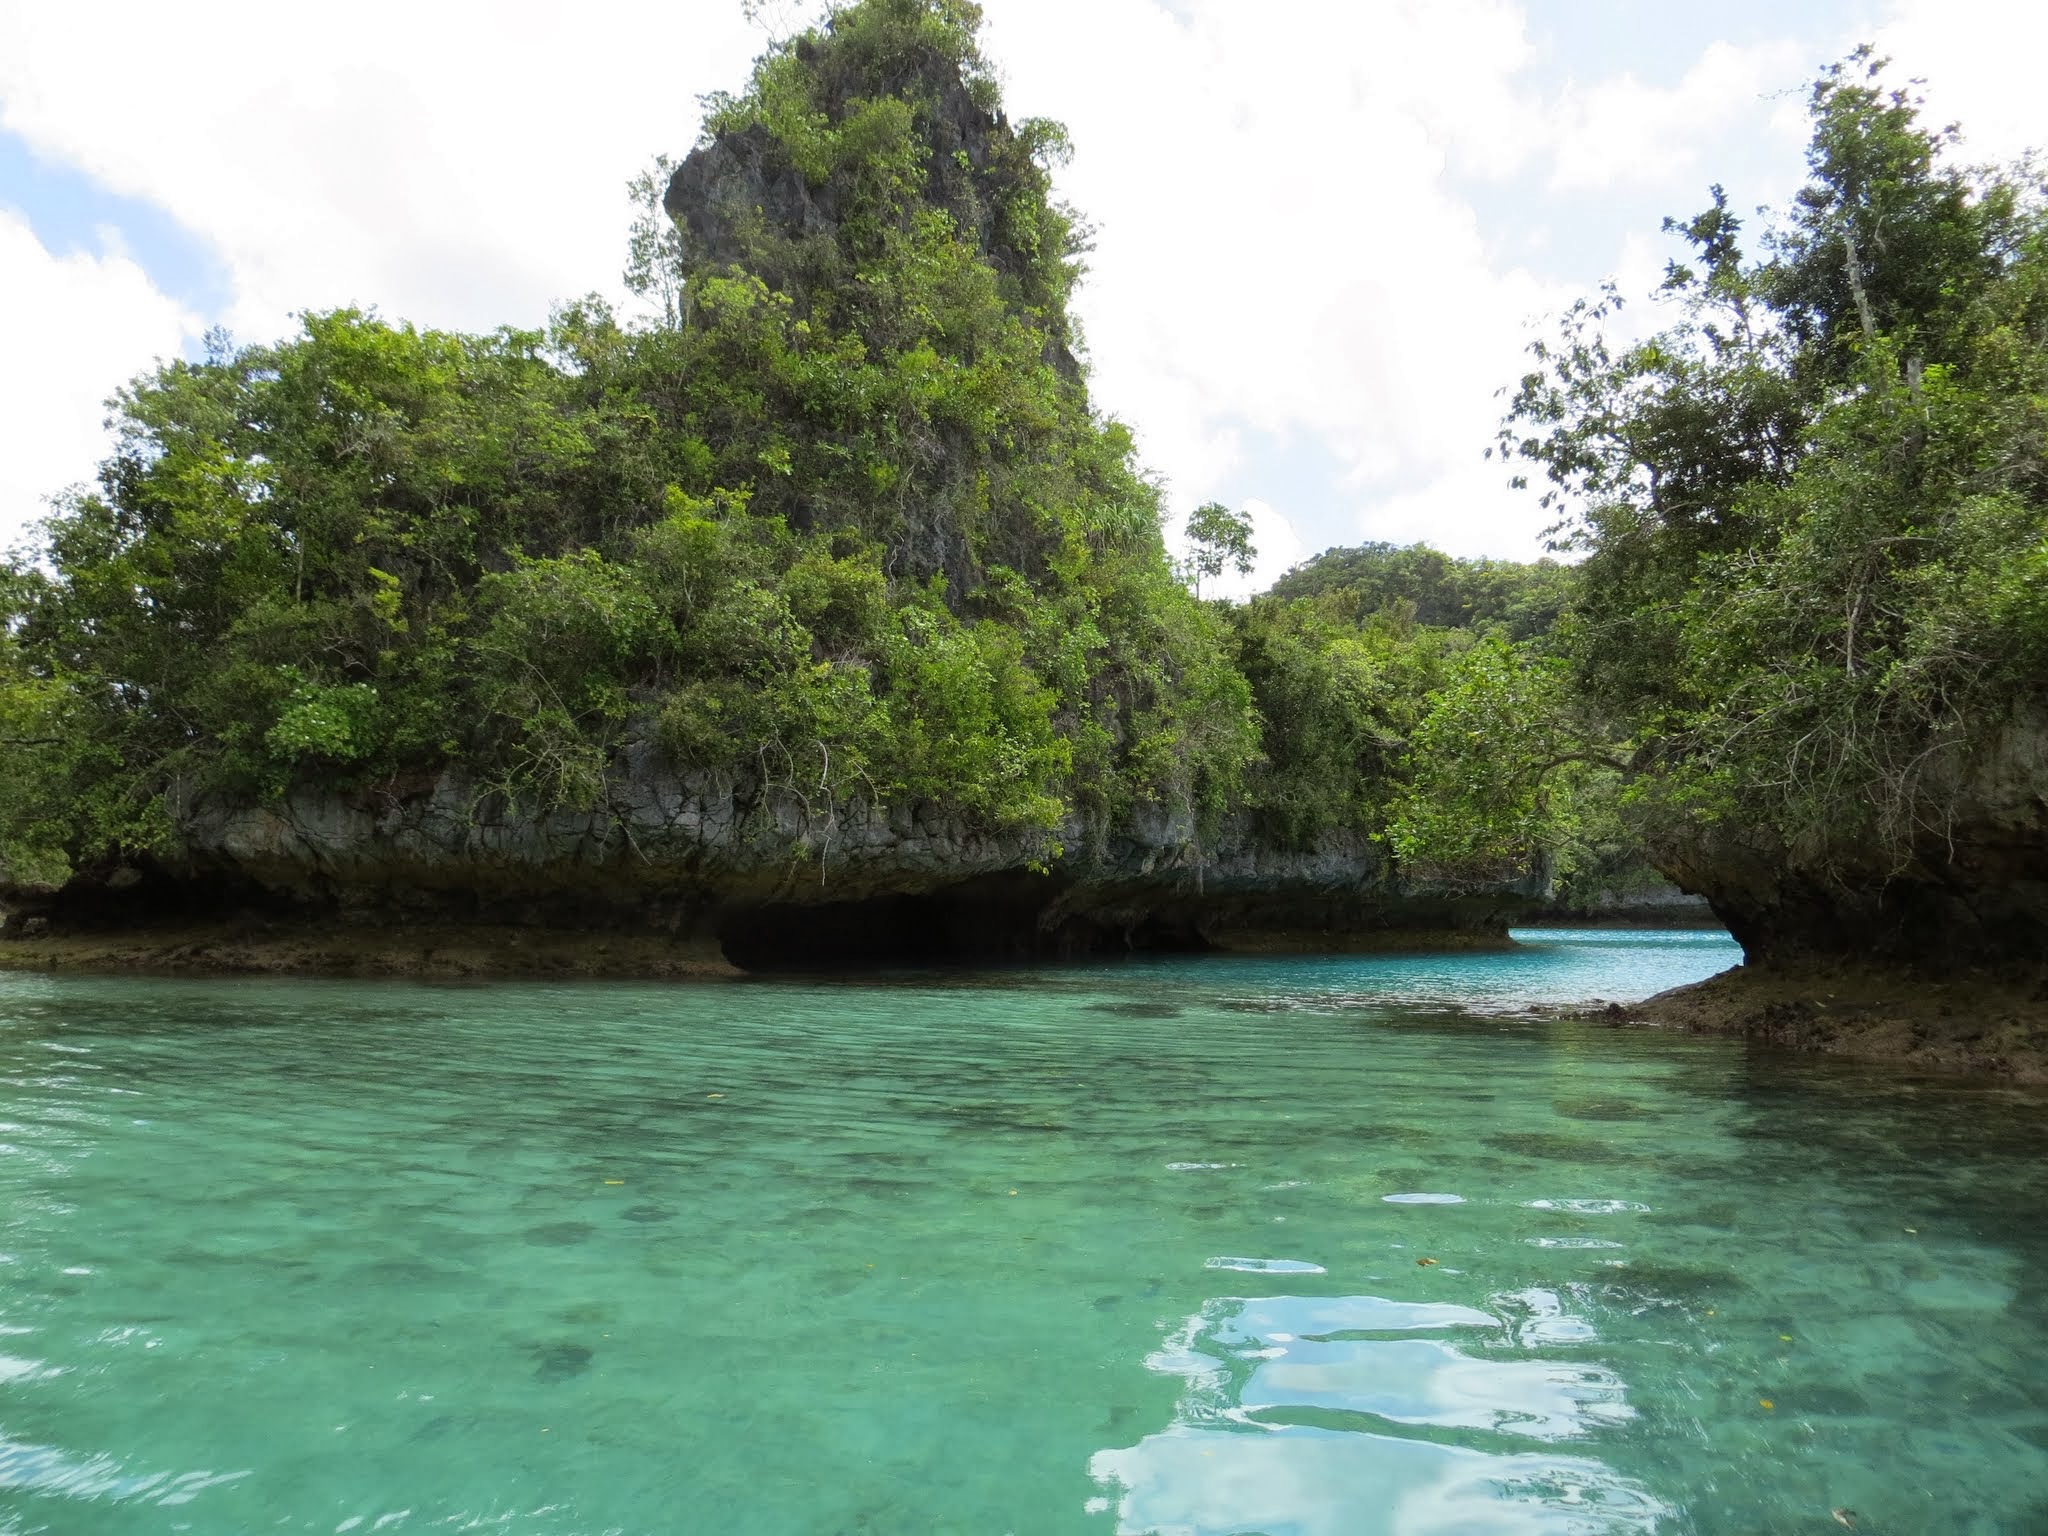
{"left": 1592, "top": 963, "right": 2048, "bottom": 1083}
{"left": 9, "top": 909, "right": 2048, "bottom": 1083}
{"left": 0, "top": 923, "right": 743, "bottom": 982}
{"left": 0, "top": 766, "right": 1558, "bottom": 967}
{"left": 0, "top": 907, "right": 1540, "bottom": 981}
{"left": 3, "top": 761, "right": 2037, "bottom": 1081}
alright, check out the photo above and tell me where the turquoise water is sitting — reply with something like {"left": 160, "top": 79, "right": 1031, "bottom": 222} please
{"left": 3, "top": 928, "right": 2047, "bottom": 1534}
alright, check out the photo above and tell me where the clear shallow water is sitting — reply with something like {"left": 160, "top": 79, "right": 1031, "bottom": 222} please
{"left": 2, "top": 929, "right": 2046, "bottom": 1534}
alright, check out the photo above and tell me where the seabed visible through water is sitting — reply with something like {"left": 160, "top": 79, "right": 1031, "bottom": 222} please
{"left": 2, "top": 928, "right": 2046, "bottom": 1534}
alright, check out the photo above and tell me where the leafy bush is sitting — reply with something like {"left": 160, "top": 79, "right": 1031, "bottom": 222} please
{"left": 1500, "top": 49, "right": 2048, "bottom": 874}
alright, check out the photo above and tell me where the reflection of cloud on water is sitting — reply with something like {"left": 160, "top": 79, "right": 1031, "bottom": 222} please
{"left": 1243, "top": 1337, "right": 1630, "bottom": 1441}
{"left": 1203, "top": 1257, "right": 1326, "bottom": 1275}
{"left": 1091, "top": 1425, "right": 1672, "bottom": 1536}
{"left": 0, "top": 1431, "right": 251, "bottom": 1510}
{"left": 1092, "top": 1288, "right": 1668, "bottom": 1535}
{"left": 1508, "top": 1287, "right": 1601, "bottom": 1348}
{"left": 1216, "top": 1294, "right": 1500, "bottom": 1342}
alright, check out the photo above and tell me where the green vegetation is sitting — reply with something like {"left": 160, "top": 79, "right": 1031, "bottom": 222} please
{"left": 1500, "top": 48, "right": 2048, "bottom": 876}
{"left": 0, "top": 0, "right": 1256, "bottom": 887}
{"left": 5, "top": 7, "right": 2035, "bottom": 940}
{"left": 0, "top": 0, "right": 1594, "bottom": 903}
{"left": 1231, "top": 545, "right": 1634, "bottom": 905}
{"left": 1268, "top": 543, "right": 1571, "bottom": 641}
{"left": 1182, "top": 502, "right": 1255, "bottom": 599}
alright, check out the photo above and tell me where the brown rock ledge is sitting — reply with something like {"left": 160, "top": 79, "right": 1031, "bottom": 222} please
{"left": 0, "top": 925, "right": 741, "bottom": 982}
{"left": 1586, "top": 964, "right": 2048, "bottom": 1083}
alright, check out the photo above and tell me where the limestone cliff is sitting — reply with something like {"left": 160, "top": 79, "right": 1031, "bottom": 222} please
{"left": 664, "top": 27, "right": 1081, "bottom": 381}
{"left": 1649, "top": 705, "right": 2048, "bottom": 974}
{"left": 0, "top": 761, "right": 1544, "bottom": 965}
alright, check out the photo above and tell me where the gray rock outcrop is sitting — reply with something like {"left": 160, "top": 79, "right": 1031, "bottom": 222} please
{"left": 1649, "top": 704, "right": 2048, "bottom": 972}
{"left": 1, "top": 752, "right": 1547, "bottom": 964}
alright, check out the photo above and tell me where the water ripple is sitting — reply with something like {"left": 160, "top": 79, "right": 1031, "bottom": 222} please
{"left": 1095, "top": 1288, "right": 1663, "bottom": 1533}
{"left": 1204, "top": 1257, "right": 1327, "bottom": 1275}
{"left": 0, "top": 1433, "right": 250, "bottom": 1508}
{"left": 2, "top": 937, "right": 2043, "bottom": 1533}
{"left": 1092, "top": 1426, "right": 1674, "bottom": 1536}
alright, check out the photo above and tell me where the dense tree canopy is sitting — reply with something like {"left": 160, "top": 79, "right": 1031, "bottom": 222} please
{"left": 1501, "top": 48, "right": 2048, "bottom": 874}
{"left": 1268, "top": 543, "right": 1571, "bottom": 641}
{"left": 1, "top": 0, "right": 1608, "bottom": 904}
{"left": 1239, "top": 546, "right": 1629, "bottom": 901}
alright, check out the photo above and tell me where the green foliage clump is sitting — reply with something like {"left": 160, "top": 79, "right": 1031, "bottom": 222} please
{"left": 1229, "top": 596, "right": 1451, "bottom": 850}
{"left": 1387, "top": 640, "right": 1626, "bottom": 881}
{"left": 1182, "top": 502, "right": 1255, "bottom": 598}
{"left": 1269, "top": 543, "right": 1572, "bottom": 641}
{"left": 1502, "top": 48, "right": 2048, "bottom": 872}
{"left": 1228, "top": 544, "right": 1621, "bottom": 888}
{"left": 1255, "top": 51, "right": 2048, "bottom": 899}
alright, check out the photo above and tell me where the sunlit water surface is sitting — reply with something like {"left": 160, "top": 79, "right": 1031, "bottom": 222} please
{"left": 4, "top": 929, "right": 2047, "bottom": 1534}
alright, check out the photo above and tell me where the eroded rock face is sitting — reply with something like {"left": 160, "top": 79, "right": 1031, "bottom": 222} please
{"left": 665, "top": 121, "right": 845, "bottom": 290}
{"left": 662, "top": 32, "right": 1079, "bottom": 378}
{"left": 1650, "top": 706, "right": 2048, "bottom": 973}
{"left": 0, "top": 752, "right": 1546, "bottom": 963}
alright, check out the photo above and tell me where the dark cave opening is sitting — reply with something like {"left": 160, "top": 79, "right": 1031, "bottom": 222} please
{"left": 713, "top": 873, "right": 1210, "bottom": 971}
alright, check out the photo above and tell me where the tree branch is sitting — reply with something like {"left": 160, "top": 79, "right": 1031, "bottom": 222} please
{"left": 1521, "top": 748, "right": 1634, "bottom": 781}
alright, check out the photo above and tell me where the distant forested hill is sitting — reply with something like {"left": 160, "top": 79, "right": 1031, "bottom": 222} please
{"left": 1266, "top": 544, "right": 1571, "bottom": 641}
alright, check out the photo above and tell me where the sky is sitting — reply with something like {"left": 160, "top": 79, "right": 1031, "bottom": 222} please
{"left": 2, "top": 0, "right": 2043, "bottom": 597}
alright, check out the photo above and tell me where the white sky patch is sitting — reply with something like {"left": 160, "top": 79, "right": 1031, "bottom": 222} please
{"left": 0, "top": 210, "right": 199, "bottom": 547}
{"left": 988, "top": 0, "right": 1574, "bottom": 558}
{"left": 0, "top": 0, "right": 763, "bottom": 344}
{"left": 1877, "top": 0, "right": 2048, "bottom": 168}
{"left": 1545, "top": 39, "right": 1811, "bottom": 193}
{"left": 1361, "top": 459, "right": 1554, "bottom": 560}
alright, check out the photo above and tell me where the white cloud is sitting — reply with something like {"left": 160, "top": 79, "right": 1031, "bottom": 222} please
{"left": 1239, "top": 498, "right": 1310, "bottom": 594}
{"left": 1546, "top": 39, "right": 1811, "bottom": 193}
{"left": 0, "top": 1, "right": 765, "bottom": 344}
{"left": 984, "top": 0, "right": 1570, "bottom": 559}
{"left": 0, "top": 211, "right": 199, "bottom": 548}
{"left": 1360, "top": 458, "right": 1549, "bottom": 560}
{"left": 1168, "top": 496, "right": 1310, "bottom": 603}
{"left": 1877, "top": 0, "right": 2048, "bottom": 168}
